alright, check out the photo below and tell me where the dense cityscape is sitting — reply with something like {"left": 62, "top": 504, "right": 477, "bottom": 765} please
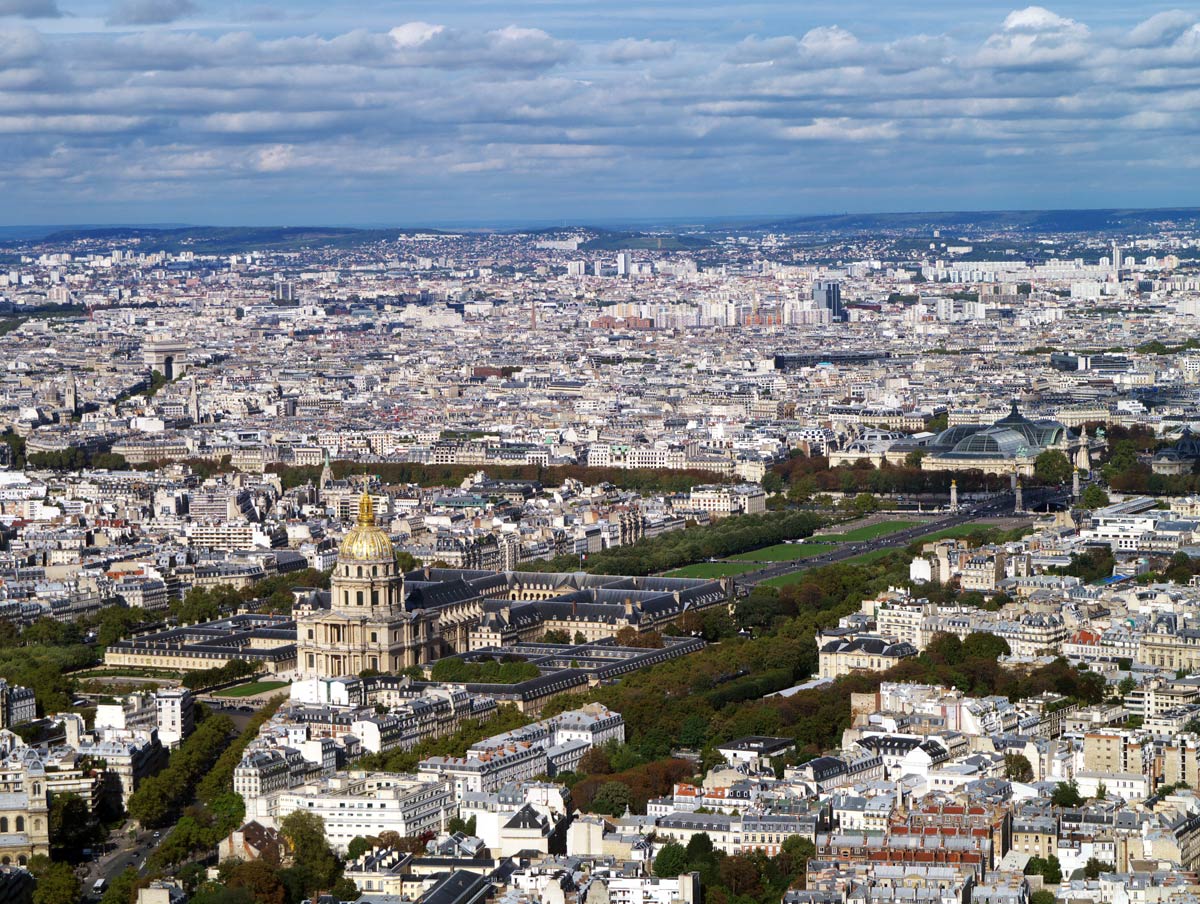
{"left": 0, "top": 210, "right": 1197, "bottom": 904}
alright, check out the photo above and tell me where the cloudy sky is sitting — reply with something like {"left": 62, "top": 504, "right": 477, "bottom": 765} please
{"left": 2, "top": 0, "right": 1199, "bottom": 226}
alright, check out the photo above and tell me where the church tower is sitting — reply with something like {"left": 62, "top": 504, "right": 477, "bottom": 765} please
{"left": 64, "top": 373, "right": 78, "bottom": 417}
{"left": 189, "top": 379, "right": 201, "bottom": 423}
{"left": 329, "top": 492, "right": 404, "bottom": 614}
{"left": 295, "top": 491, "right": 438, "bottom": 678}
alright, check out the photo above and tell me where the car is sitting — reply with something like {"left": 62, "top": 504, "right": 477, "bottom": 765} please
{"left": 152, "top": 831, "right": 160, "bottom": 839}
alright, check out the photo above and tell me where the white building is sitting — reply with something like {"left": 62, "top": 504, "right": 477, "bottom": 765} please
{"left": 275, "top": 773, "right": 454, "bottom": 853}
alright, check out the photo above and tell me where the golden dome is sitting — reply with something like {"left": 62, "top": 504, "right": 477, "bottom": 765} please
{"left": 339, "top": 491, "right": 394, "bottom": 562}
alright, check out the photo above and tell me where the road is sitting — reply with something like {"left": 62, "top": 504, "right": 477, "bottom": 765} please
{"left": 80, "top": 827, "right": 160, "bottom": 893}
{"left": 736, "top": 488, "right": 1068, "bottom": 589}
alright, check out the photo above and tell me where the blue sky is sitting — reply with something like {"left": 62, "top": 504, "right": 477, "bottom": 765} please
{"left": 1, "top": 0, "right": 1198, "bottom": 226}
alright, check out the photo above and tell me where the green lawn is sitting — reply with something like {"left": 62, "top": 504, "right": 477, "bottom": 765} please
{"left": 665, "top": 561, "right": 761, "bottom": 578}
{"left": 760, "top": 570, "right": 818, "bottom": 589}
{"left": 728, "top": 542, "right": 839, "bottom": 562}
{"left": 214, "top": 680, "right": 290, "bottom": 698}
{"left": 814, "top": 520, "right": 924, "bottom": 542}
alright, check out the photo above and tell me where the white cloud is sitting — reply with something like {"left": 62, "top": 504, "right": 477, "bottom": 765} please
{"left": 1001, "top": 6, "right": 1084, "bottom": 34}
{"left": 1128, "top": 10, "right": 1196, "bottom": 47}
{"left": 389, "top": 22, "right": 443, "bottom": 49}
{"left": 601, "top": 37, "right": 675, "bottom": 64}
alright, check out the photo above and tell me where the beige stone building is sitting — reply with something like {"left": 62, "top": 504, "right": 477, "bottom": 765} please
{"left": 296, "top": 493, "right": 439, "bottom": 679}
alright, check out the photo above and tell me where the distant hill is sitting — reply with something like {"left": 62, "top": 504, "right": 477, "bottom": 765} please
{"left": 578, "top": 230, "right": 712, "bottom": 251}
{"left": 21, "top": 225, "right": 447, "bottom": 254}
{"left": 757, "top": 208, "right": 1200, "bottom": 235}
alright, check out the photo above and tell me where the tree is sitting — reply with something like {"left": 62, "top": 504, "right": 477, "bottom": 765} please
{"left": 962, "top": 632, "right": 1011, "bottom": 660}
{"left": 280, "top": 810, "right": 340, "bottom": 896}
{"left": 1050, "top": 779, "right": 1083, "bottom": 807}
{"left": 589, "top": 781, "right": 631, "bottom": 816}
{"left": 1037, "top": 855, "right": 1062, "bottom": 884}
{"left": 101, "top": 870, "right": 145, "bottom": 904}
{"left": 226, "top": 859, "right": 287, "bottom": 904}
{"left": 330, "top": 877, "right": 362, "bottom": 901}
{"left": 1031, "top": 892, "right": 1056, "bottom": 904}
{"left": 48, "top": 792, "right": 95, "bottom": 856}
{"left": 1095, "top": 781, "right": 1107, "bottom": 801}
{"left": 685, "top": 832, "right": 715, "bottom": 864}
{"left": 579, "top": 747, "right": 612, "bottom": 775}
{"left": 653, "top": 842, "right": 689, "bottom": 878}
{"left": 1035, "top": 450, "right": 1072, "bottom": 485}
{"left": 779, "top": 834, "right": 815, "bottom": 884}
{"left": 719, "top": 855, "right": 763, "bottom": 898}
{"left": 28, "top": 856, "right": 80, "bottom": 904}
{"left": 191, "top": 886, "right": 253, "bottom": 904}
{"left": 1080, "top": 484, "right": 1110, "bottom": 509}
{"left": 394, "top": 551, "right": 420, "bottom": 572}
{"left": 1004, "top": 753, "right": 1033, "bottom": 782}
{"left": 541, "top": 629, "right": 571, "bottom": 644}
{"left": 1083, "top": 858, "right": 1113, "bottom": 879}
{"left": 346, "top": 835, "right": 376, "bottom": 861}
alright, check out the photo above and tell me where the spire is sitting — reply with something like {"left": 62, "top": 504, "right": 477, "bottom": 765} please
{"left": 357, "top": 490, "right": 375, "bottom": 526}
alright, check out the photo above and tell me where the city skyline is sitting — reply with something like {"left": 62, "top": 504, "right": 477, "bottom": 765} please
{"left": 2, "top": 0, "right": 1199, "bottom": 224}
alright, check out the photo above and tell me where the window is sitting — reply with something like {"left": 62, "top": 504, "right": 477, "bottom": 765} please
{"left": 0, "top": 818, "right": 8, "bottom": 832}
{"left": 357, "top": 591, "right": 364, "bottom": 606}
{"left": 14, "top": 817, "right": 22, "bottom": 832}
{"left": 371, "top": 632, "right": 378, "bottom": 643}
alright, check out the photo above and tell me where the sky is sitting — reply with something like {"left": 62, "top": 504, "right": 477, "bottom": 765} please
{"left": 1, "top": 0, "right": 1199, "bottom": 226}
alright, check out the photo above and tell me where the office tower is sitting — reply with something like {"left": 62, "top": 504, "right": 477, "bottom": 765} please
{"left": 812, "top": 280, "right": 847, "bottom": 322}
{"left": 616, "top": 253, "right": 632, "bottom": 277}
{"left": 567, "top": 261, "right": 587, "bottom": 277}
{"left": 1111, "top": 241, "right": 1122, "bottom": 271}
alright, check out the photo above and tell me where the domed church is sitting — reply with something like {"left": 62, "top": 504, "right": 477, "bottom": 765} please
{"left": 295, "top": 492, "right": 440, "bottom": 679}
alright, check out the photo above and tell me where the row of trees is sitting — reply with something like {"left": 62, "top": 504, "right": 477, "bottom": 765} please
{"left": 267, "top": 460, "right": 732, "bottom": 494}
{"left": 126, "top": 712, "right": 236, "bottom": 827}
{"left": 769, "top": 454, "right": 1012, "bottom": 500}
{"left": 525, "top": 509, "right": 824, "bottom": 576}
{"left": 141, "top": 697, "right": 286, "bottom": 878}
{"left": 26, "top": 449, "right": 128, "bottom": 471}
{"left": 180, "top": 659, "right": 256, "bottom": 691}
